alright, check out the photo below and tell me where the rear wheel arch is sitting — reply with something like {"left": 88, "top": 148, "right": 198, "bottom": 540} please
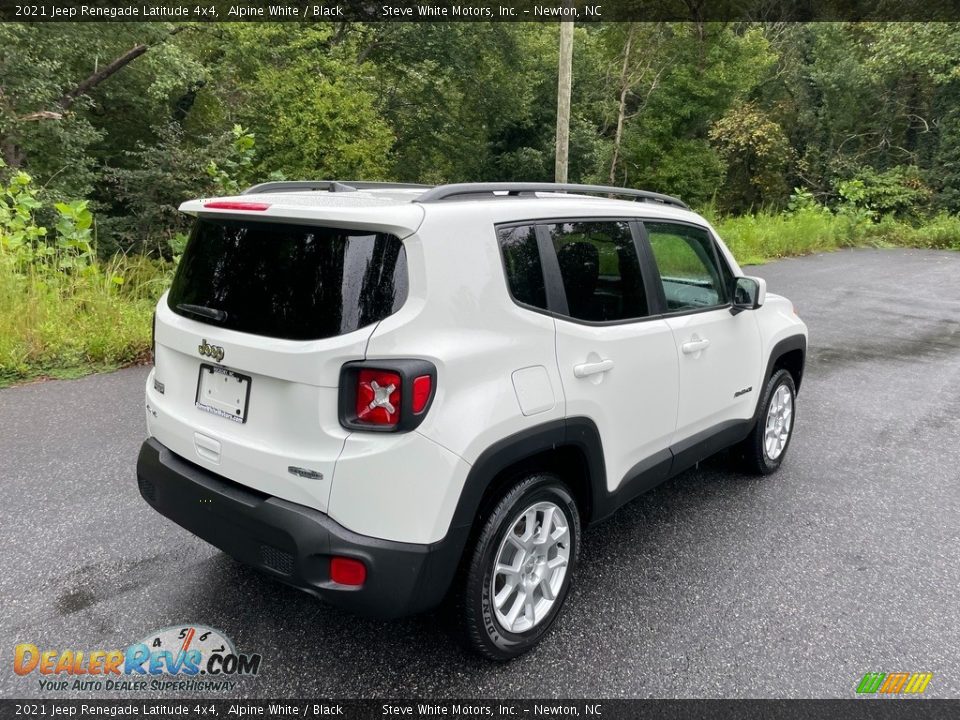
{"left": 447, "top": 418, "right": 605, "bottom": 559}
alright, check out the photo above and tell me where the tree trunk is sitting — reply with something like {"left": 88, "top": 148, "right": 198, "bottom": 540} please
{"left": 58, "top": 26, "right": 188, "bottom": 110}
{"left": 555, "top": 21, "right": 574, "bottom": 184}
{"left": 609, "top": 25, "right": 635, "bottom": 186}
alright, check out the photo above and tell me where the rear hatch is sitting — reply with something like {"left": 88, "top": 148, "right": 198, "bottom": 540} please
{"left": 149, "top": 212, "right": 412, "bottom": 512}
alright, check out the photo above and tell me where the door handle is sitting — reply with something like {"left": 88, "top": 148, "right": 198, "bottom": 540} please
{"left": 681, "top": 338, "right": 711, "bottom": 354}
{"left": 573, "top": 359, "right": 614, "bottom": 378}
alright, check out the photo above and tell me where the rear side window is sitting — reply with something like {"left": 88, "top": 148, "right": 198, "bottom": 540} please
{"left": 645, "top": 222, "right": 728, "bottom": 311}
{"left": 545, "top": 221, "right": 649, "bottom": 322}
{"left": 168, "top": 218, "right": 407, "bottom": 341}
{"left": 497, "top": 225, "right": 547, "bottom": 310}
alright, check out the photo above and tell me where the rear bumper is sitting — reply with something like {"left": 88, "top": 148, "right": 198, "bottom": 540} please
{"left": 136, "top": 437, "right": 465, "bottom": 619}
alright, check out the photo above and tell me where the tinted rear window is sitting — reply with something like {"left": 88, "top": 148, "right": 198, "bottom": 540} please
{"left": 497, "top": 225, "right": 547, "bottom": 310}
{"left": 168, "top": 218, "right": 408, "bottom": 341}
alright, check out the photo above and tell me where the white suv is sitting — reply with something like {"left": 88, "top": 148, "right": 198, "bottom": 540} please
{"left": 137, "top": 181, "right": 807, "bottom": 659}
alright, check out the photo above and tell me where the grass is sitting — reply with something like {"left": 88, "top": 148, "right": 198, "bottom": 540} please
{"left": 0, "top": 256, "right": 171, "bottom": 388}
{"left": 712, "top": 207, "right": 960, "bottom": 265}
{"left": 0, "top": 209, "right": 958, "bottom": 388}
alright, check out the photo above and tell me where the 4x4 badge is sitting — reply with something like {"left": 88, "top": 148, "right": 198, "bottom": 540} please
{"left": 198, "top": 339, "right": 225, "bottom": 363}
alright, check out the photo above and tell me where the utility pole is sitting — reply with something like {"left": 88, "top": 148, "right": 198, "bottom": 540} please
{"left": 555, "top": 20, "right": 574, "bottom": 183}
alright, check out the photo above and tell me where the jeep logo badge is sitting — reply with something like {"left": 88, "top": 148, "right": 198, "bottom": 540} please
{"left": 198, "top": 339, "right": 225, "bottom": 363}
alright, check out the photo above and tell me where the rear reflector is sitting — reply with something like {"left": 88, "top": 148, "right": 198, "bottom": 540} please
{"left": 355, "top": 369, "right": 402, "bottom": 426}
{"left": 330, "top": 557, "right": 366, "bottom": 586}
{"left": 203, "top": 201, "right": 271, "bottom": 211}
{"left": 412, "top": 375, "right": 432, "bottom": 413}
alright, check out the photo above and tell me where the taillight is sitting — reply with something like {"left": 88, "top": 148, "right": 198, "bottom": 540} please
{"left": 339, "top": 360, "right": 436, "bottom": 432}
{"left": 355, "top": 369, "right": 402, "bottom": 426}
{"left": 151, "top": 311, "right": 157, "bottom": 364}
{"left": 330, "top": 557, "right": 366, "bottom": 586}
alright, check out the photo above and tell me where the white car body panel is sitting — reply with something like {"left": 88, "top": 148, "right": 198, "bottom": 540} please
{"left": 553, "top": 317, "right": 679, "bottom": 493}
{"left": 665, "top": 307, "right": 763, "bottom": 437}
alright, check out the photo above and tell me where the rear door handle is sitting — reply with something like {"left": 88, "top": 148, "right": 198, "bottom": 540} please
{"left": 573, "top": 359, "right": 614, "bottom": 378}
{"left": 681, "top": 338, "right": 711, "bottom": 354}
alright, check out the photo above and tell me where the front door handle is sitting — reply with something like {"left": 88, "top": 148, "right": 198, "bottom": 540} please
{"left": 573, "top": 359, "right": 615, "bottom": 378}
{"left": 681, "top": 338, "right": 711, "bottom": 354}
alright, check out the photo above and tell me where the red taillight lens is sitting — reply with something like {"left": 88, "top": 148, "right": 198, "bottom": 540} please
{"left": 412, "top": 375, "right": 432, "bottom": 414}
{"left": 330, "top": 557, "right": 366, "bottom": 586}
{"left": 340, "top": 362, "right": 435, "bottom": 432}
{"left": 203, "top": 201, "right": 271, "bottom": 211}
{"left": 355, "top": 369, "right": 402, "bottom": 426}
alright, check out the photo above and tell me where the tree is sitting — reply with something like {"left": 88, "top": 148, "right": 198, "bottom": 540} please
{"left": 710, "top": 102, "right": 791, "bottom": 210}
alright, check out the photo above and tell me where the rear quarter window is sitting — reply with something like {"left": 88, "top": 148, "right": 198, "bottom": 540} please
{"left": 168, "top": 218, "right": 408, "bottom": 341}
{"left": 497, "top": 224, "right": 547, "bottom": 310}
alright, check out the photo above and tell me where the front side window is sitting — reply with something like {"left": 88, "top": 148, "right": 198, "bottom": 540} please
{"left": 545, "top": 221, "right": 648, "bottom": 322}
{"left": 645, "top": 222, "right": 728, "bottom": 311}
{"left": 497, "top": 224, "right": 547, "bottom": 310}
{"left": 168, "top": 218, "right": 407, "bottom": 341}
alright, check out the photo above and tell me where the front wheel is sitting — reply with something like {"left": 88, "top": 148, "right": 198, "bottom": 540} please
{"left": 463, "top": 474, "right": 581, "bottom": 661}
{"left": 740, "top": 369, "right": 797, "bottom": 475}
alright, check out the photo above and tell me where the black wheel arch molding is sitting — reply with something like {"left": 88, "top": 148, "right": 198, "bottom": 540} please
{"left": 758, "top": 334, "right": 807, "bottom": 406}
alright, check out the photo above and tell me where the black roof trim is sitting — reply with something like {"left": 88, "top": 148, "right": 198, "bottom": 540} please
{"left": 242, "top": 181, "right": 433, "bottom": 195}
{"left": 414, "top": 183, "right": 689, "bottom": 210}
{"left": 240, "top": 180, "right": 689, "bottom": 210}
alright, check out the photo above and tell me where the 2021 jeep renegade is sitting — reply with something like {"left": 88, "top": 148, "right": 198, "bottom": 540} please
{"left": 137, "top": 181, "right": 807, "bottom": 659}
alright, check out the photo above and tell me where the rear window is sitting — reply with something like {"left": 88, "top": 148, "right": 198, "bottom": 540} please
{"left": 168, "top": 218, "right": 408, "bottom": 341}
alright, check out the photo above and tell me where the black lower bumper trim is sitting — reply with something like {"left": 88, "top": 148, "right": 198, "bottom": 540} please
{"left": 136, "top": 438, "right": 466, "bottom": 619}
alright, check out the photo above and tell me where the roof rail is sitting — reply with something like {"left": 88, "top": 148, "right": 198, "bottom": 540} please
{"left": 242, "top": 180, "right": 433, "bottom": 195}
{"left": 415, "top": 182, "right": 690, "bottom": 210}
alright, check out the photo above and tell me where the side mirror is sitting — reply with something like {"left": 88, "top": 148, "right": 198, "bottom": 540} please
{"left": 731, "top": 276, "right": 766, "bottom": 314}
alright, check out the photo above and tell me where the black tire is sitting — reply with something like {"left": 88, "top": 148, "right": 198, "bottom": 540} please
{"left": 463, "top": 473, "right": 581, "bottom": 661}
{"left": 740, "top": 368, "right": 797, "bottom": 475}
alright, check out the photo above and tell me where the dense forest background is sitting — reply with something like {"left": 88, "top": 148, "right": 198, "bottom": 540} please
{"left": 2, "top": 21, "right": 960, "bottom": 383}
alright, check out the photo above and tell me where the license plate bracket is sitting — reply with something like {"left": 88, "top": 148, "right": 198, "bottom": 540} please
{"left": 196, "top": 364, "right": 251, "bottom": 423}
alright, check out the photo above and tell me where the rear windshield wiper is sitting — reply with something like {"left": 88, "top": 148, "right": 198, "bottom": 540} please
{"left": 177, "top": 303, "right": 228, "bottom": 323}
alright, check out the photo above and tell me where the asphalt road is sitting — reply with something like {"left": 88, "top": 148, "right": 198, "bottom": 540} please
{"left": 2, "top": 248, "right": 959, "bottom": 699}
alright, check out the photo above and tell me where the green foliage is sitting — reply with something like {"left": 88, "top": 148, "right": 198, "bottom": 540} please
{"left": 101, "top": 122, "right": 258, "bottom": 256}
{"left": 1, "top": 20, "right": 960, "bottom": 386}
{"left": 834, "top": 166, "right": 931, "bottom": 218}
{"left": 250, "top": 63, "right": 393, "bottom": 180}
{"left": 0, "top": 159, "right": 170, "bottom": 385}
{"left": 199, "top": 25, "right": 394, "bottom": 181}
{"left": 0, "top": 254, "right": 165, "bottom": 386}
{"left": 715, "top": 203, "right": 960, "bottom": 267}
{"left": 205, "top": 125, "right": 257, "bottom": 196}
{"left": 591, "top": 24, "right": 777, "bottom": 204}
{"left": 710, "top": 103, "right": 792, "bottom": 210}
{"left": 0, "top": 160, "right": 98, "bottom": 272}
{"left": 53, "top": 200, "right": 94, "bottom": 268}
{"left": 786, "top": 187, "right": 824, "bottom": 214}
{"left": 0, "top": 165, "right": 48, "bottom": 269}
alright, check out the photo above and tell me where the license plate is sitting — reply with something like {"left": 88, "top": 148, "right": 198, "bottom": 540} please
{"left": 196, "top": 364, "right": 251, "bottom": 423}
